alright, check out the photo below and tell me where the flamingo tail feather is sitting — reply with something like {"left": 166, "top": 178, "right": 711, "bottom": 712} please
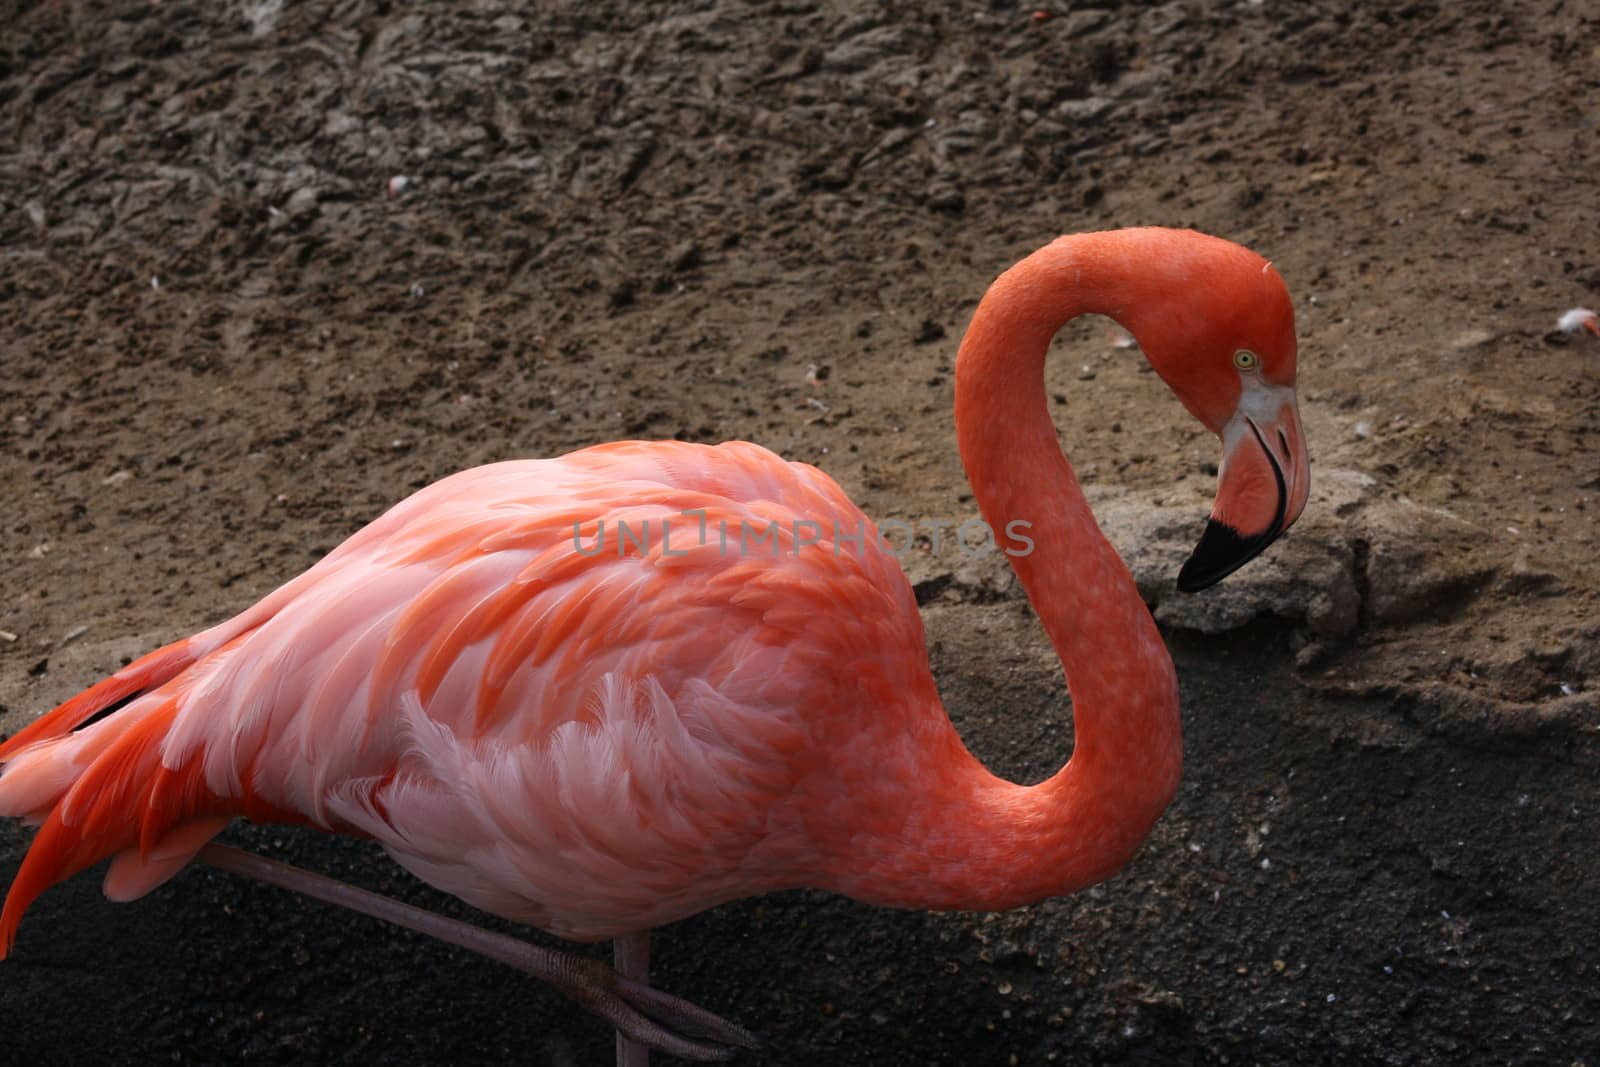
{"left": 0, "top": 639, "right": 233, "bottom": 958}
{"left": 0, "top": 638, "right": 195, "bottom": 762}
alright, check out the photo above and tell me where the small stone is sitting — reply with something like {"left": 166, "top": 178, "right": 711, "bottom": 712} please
{"left": 1450, "top": 327, "right": 1495, "bottom": 349}
{"left": 1062, "top": 10, "right": 1110, "bottom": 36}
{"left": 669, "top": 241, "right": 703, "bottom": 273}
{"left": 285, "top": 186, "right": 320, "bottom": 217}
{"left": 1056, "top": 96, "right": 1114, "bottom": 123}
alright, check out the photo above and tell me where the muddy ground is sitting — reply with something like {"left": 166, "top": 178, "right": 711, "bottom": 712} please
{"left": 2, "top": 0, "right": 1598, "bottom": 1063}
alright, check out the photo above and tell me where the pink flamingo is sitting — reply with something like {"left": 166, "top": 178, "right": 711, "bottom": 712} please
{"left": 0, "top": 228, "right": 1309, "bottom": 1062}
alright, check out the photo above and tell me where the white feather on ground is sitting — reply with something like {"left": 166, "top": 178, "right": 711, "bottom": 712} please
{"left": 1556, "top": 308, "right": 1598, "bottom": 335}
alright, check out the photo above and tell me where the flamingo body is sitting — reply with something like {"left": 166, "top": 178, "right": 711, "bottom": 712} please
{"left": 0, "top": 440, "right": 941, "bottom": 944}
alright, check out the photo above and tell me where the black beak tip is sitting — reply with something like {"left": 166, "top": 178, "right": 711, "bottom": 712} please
{"left": 1177, "top": 519, "right": 1280, "bottom": 593}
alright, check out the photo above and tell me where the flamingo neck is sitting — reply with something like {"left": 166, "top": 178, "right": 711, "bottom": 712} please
{"left": 826, "top": 233, "right": 1184, "bottom": 910}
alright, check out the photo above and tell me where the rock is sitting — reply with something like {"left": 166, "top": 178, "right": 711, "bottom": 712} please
{"left": 1088, "top": 468, "right": 1489, "bottom": 637}
{"left": 1450, "top": 327, "right": 1495, "bottom": 349}
{"left": 323, "top": 111, "right": 361, "bottom": 138}
{"left": 1055, "top": 96, "right": 1114, "bottom": 124}
{"left": 925, "top": 185, "right": 965, "bottom": 213}
{"left": 1496, "top": 558, "right": 1563, "bottom": 598}
{"left": 891, "top": 466, "right": 1497, "bottom": 641}
{"left": 1112, "top": 64, "right": 1173, "bottom": 100}
{"left": 285, "top": 185, "right": 320, "bottom": 217}
{"left": 668, "top": 240, "right": 703, "bottom": 273}
{"left": 822, "top": 26, "right": 928, "bottom": 74}
{"left": 1062, "top": 10, "right": 1112, "bottom": 37}
{"left": 897, "top": 534, "right": 1019, "bottom": 607}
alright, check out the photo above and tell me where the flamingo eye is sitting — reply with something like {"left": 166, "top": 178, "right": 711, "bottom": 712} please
{"left": 1233, "top": 349, "right": 1259, "bottom": 372}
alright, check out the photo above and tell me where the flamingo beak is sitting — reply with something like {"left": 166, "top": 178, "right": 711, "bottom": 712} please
{"left": 1177, "top": 388, "right": 1310, "bottom": 592}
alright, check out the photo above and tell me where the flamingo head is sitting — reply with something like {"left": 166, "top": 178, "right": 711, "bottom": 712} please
{"left": 1116, "top": 232, "right": 1311, "bottom": 591}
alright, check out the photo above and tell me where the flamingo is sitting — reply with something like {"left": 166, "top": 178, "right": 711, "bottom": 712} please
{"left": 0, "top": 227, "right": 1309, "bottom": 1062}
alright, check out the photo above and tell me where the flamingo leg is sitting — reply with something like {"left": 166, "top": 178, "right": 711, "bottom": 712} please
{"left": 615, "top": 930, "right": 652, "bottom": 1067}
{"left": 195, "top": 843, "right": 757, "bottom": 1062}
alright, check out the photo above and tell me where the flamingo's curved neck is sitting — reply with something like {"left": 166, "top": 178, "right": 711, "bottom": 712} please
{"left": 959, "top": 232, "right": 1184, "bottom": 832}
{"left": 827, "top": 234, "right": 1183, "bottom": 910}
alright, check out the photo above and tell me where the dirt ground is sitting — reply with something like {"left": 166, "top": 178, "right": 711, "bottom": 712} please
{"left": 2, "top": 0, "right": 1598, "bottom": 1063}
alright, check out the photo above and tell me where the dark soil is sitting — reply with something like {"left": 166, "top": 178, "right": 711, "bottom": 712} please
{"left": 2, "top": 1, "right": 1597, "bottom": 1064}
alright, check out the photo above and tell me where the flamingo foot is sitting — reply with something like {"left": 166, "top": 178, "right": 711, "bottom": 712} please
{"left": 196, "top": 843, "right": 758, "bottom": 1062}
